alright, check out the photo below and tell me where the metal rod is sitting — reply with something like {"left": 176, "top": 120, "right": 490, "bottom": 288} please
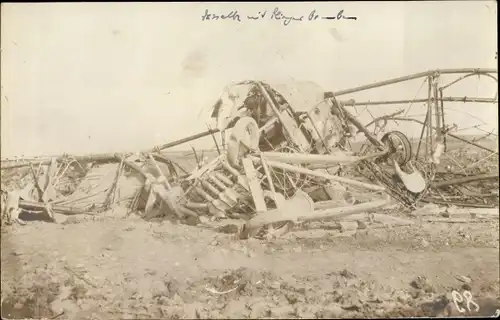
{"left": 191, "top": 146, "right": 201, "bottom": 168}
{"left": 427, "top": 76, "right": 433, "bottom": 157}
{"left": 154, "top": 129, "right": 220, "bottom": 151}
{"left": 440, "top": 72, "right": 498, "bottom": 91}
{"left": 305, "top": 113, "right": 330, "bottom": 153}
{"left": 434, "top": 78, "right": 441, "bottom": 145}
{"left": 439, "top": 88, "right": 447, "bottom": 151}
{"left": 333, "top": 99, "right": 385, "bottom": 149}
{"left": 415, "top": 110, "right": 429, "bottom": 160}
{"left": 446, "top": 133, "right": 498, "bottom": 154}
{"left": 207, "top": 124, "right": 221, "bottom": 155}
{"left": 363, "top": 110, "right": 405, "bottom": 128}
{"left": 377, "top": 116, "right": 498, "bottom": 155}
{"left": 339, "top": 96, "right": 497, "bottom": 107}
{"left": 331, "top": 68, "right": 497, "bottom": 96}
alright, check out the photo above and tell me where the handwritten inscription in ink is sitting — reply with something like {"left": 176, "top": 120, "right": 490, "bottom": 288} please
{"left": 201, "top": 8, "right": 358, "bottom": 26}
{"left": 201, "top": 9, "right": 242, "bottom": 22}
{"left": 269, "top": 7, "right": 304, "bottom": 26}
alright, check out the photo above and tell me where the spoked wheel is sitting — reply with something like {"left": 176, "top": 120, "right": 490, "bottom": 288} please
{"left": 381, "top": 131, "right": 413, "bottom": 167}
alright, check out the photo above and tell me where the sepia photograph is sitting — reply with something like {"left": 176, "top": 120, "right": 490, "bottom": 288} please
{"left": 1, "top": 1, "right": 499, "bottom": 319}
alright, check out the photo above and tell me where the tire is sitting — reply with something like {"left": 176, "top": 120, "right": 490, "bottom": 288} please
{"left": 381, "top": 131, "right": 412, "bottom": 167}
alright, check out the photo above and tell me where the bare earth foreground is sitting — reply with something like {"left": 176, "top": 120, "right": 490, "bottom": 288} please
{"left": 1, "top": 209, "right": 499, "bottom": 319}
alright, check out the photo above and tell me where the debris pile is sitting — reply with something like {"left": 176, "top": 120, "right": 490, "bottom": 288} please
{"left": 2, "top": 68, "right": 498, "bottom": 238}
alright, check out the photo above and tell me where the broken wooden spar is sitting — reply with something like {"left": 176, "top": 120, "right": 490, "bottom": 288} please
{"left": 260, "top": 150, "right": 389, "bottom": 166}
{"left": 430, "top": 173, "right": 499, "bottom": 189}
{"left": 242, "top": 158, "right": 267, "bottom": 212}
{"left": 19, "top": 199, "right": 93, "bottom": 215}
{"left": 300, "top": 199, "right": 390, "bottom": 223}
{"left": 115, "top": 153, "right": 184, "bottom": 219}
{"left": 249, "top": 156, "right": 385, "bottom": 191}
{"left": 240, "top": 197, "right": 389, "bottom": 239}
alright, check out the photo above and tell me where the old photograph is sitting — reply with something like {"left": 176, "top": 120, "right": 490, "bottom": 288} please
{"left": 1, "top": 1, "right": 499, "bottom": 319}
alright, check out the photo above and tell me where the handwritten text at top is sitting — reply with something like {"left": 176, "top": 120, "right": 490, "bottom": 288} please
{"left": 201, "top": 8, "right": 358, "bottom": 26}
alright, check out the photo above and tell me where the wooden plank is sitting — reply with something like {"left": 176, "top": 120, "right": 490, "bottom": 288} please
{"left": 250, "top": 156, "right": 385, "bottom": 191}
{"left": 260, "top": 154, "right": 280, "bottom": 208}
{"left": 240, "top": 199, "right": 389, "bottom": 239}
{"left": 222, "top": 161, "right": 250, "bottom": 191}
{"left": 261, "top": 151, "right": 388, "bottom": 166}
{"left": 242, "top": 158, "right": 267, "bottom": 212}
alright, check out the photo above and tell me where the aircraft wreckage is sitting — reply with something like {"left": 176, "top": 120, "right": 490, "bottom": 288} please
{"left": 1, "top": 68, "right": 498, "bottom": 238}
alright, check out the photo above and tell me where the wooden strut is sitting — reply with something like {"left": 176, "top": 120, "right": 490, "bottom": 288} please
{"left": 242, "top": 158, "right": 267, "bottom": 212}
{"left": 248, "top": 156, "right": 385, "bottom": 191}
{"left": 148, "top": 154, "right": 172, "bottom": 190}
{"left": 256, "top": 81, "right": 306, "bottom": 152}
{"left": 19, "top": 200, "right": 94, "bottom": 215}
{"left": 115, "top": 153, "right": 184, "bottom": 219}
{"left": 103, "top": 158, "right": 124, "bottom": 209}
{"left": 430, "top": 173, "right": 499, "bottom": 189}
{"left": 301, "top": 200, "right": 391, "bottom": 223}
{"left": 207, "top": 124, "right": 222, "bottom": 156}
{"left": 260, "top": 150, "right": 389, "bottom": 166}
{"left": 241, "top": 199, "right": 389, "bottom": 239}
{"left": 28, "top": 162, "right": 56, "bottom": 221}
{"left": 259, "top": 154, "right": 279, "bottom": 207}
{"left": 1, "top": 153, "right": 119, "bottom": 170}
{"left": 420, "top": 198, "right": 497, "bottom": 208}
{"left": 332, "top": 99, "right": 386, "bottom": 150}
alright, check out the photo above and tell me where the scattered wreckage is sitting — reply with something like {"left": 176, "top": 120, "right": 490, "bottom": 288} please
{"left": 1, "top": 68, "right": 498, "bottom": 238}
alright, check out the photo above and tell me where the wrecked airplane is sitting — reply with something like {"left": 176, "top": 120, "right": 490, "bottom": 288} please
{"left": 1, "top": 68, "right": 498, "bottom": 239}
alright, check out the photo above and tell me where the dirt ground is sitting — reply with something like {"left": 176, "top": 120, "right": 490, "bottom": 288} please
{"left": 1, "top": 206, "right": 499, "bottom": 319}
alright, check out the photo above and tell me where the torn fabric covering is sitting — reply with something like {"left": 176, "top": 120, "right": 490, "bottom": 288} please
{"left": 210, "top": 80, "right": 328, "bottom": 131}
{"left": 54, "top": 163, "right": 143, "bottom": 210}
{"left": 210, "top": 82, "right": 254, "bottom": 131}
{"left": 265, "top": 80, "right": 327, "bottom": 113}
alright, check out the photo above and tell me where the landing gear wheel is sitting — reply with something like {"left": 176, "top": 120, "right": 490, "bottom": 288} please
{"left": 381, "top": 131, "right": 412, "bottom": 167}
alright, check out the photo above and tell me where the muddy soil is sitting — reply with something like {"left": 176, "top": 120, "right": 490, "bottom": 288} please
{"left": 1, "top": 209, "right": 499, "bottom": 319}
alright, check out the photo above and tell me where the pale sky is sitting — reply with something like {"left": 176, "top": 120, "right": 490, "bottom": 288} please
{"left": 1, "top": 1, "right": 498, "bottom": 158}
